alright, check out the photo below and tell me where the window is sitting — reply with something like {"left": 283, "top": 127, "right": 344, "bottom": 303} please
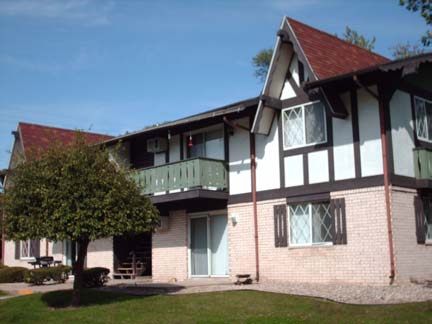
{"left": 289, "top": 202, "right": 332, "bottom": 246}
{"left": 20, "top": 240, "right": 36, "bottom": 259}
{"left": 187, "top": 129, "right": 224, "bottom": 159}
{"left": 415, "top": 97, "right": 432, "bottom": 143}
{"left": 282, "top": 101, "right": 327, "bottom": 150}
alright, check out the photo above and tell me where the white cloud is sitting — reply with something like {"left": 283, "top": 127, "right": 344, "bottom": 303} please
{"left": 0, "top": 0, "right": 115, "bottom": 26}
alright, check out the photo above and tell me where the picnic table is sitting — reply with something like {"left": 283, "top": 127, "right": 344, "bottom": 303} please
{"left": 28, "top": 256, "right": 62, "bottom": 269}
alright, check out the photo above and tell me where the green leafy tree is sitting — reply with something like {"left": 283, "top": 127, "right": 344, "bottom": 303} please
{"left": 391, "top": 41, "right": 425, "bottom": 59}
{"left": 252, "top": 48, "right": 273, "bottom": 82}
{"left": 4, "top": 134, "right": 159, "bottom": 306}
{"left": 342, "top": 26, "right": 376, "bottom": 51}
{"left": 400, "top": 0, "right": 432, "bottom": 46}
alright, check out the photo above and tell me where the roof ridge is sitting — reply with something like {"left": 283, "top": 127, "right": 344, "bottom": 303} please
{"left": 286, "top": 17, "right": 389, "bottom": 61}
{"left": 18, "top": 122, "right": 113, "bottom": 137}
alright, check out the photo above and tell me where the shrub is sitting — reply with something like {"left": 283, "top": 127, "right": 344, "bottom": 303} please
{"left": 0, "top": 264, "right": 8, "bottom": 269}
{"left": 0, "top": 267, "right": 28, "bottom": 283}
{"left": 25, "top": 265, "right": 72, "bottom": 285}
{"left": 82, "top": 267, "right": 110, "bottom": 288}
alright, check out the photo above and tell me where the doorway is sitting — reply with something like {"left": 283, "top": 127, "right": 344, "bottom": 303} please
{"left": 189, "top": 213, "right": 228, "bottom": 277}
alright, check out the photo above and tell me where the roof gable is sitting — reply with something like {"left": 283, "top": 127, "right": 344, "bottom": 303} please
{"left": 286, "top": 17, "right": 389, "bottom": 80}
{"left": 18, "top": 122, "right": 113, "bottom": 157}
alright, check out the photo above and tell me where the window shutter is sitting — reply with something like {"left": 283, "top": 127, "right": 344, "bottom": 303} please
{"left": 330, "top": 198, "right": 347, "bottom": 245}
{"left": 414, "top": 196, "right": 426, "bottom": 244}
{"left": 274, "top": 204, "right": 288, "bottom": 247}
{"left": 14, "top": 241, "right": 20, "bottom": 260}
{"left": 32, "top": 240, "right": 40, "bottom": 258}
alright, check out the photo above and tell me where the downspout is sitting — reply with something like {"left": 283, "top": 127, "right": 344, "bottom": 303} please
{"left": 250, "top": 131, "right": 260, "bottom": 282}
{"left": 378, "top": 86, "right": 396, "bottom": 284}
{"left": 354, "top": 75, "right": 395, "bottom": 284}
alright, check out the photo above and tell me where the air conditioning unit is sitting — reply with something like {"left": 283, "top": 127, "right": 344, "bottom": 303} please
{"left": 146, "top": 137, "right": 167, "bottom": 153}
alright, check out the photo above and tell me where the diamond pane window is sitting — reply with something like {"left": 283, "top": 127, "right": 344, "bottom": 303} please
{"left": 283, "top": 101, "right": 327, "bottom": 149}
{"left": 20, "top": 240, "right": 35, "bottom": 258}
{"left": 415, "top": 97, "right": 432, "bottom": 143}
{"left": 289, "top": 202, "right": 333, "bottom": 246}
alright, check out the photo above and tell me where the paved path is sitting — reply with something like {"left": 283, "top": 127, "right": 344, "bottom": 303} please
{"left": 1, "top": 278, "right": 432, "bottom": 305}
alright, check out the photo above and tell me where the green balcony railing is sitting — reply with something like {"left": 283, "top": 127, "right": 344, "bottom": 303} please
{"left": 414, "top": 148, "right": 432, "bottom": 180}
{"left": 131, "top": 157, "right": 228, "bottom": 195}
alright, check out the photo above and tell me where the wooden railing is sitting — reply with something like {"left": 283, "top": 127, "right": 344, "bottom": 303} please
{"left": 414, "top": 148, "right": 432, "bottom": 180}
{"left": 131, "top": 158, "right": 228, "bottom": 195}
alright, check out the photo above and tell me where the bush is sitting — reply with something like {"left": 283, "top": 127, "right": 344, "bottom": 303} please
{"left": 0, "top": 264, "right": 8, "bottom": 269}
{"left": 82, "top": 267, "right": 110, "bottom": 288}
{"left": 25, "top": 265, "right": 72, "bottom": 285}
{"left": 0, "top": 267, "right": 29, "bottom": 283}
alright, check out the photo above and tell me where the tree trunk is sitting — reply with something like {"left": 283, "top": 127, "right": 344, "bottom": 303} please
{"left": 71, "top": 238, "right": 90, "bottom": 307}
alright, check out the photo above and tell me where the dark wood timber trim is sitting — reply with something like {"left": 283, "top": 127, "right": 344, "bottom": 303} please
{"left": 228, "top": 175, "right": 383, "bottom": 205}
{"left": 286, "top": 192, "right": 330, "bottom": 204}
{"left": 303, "top": 153, "right": 309, "bottom": 185}
{"left": 351, "top": 89, "right": 362, "bottom": 178}
{"left": 281, "top": 95, "right": 310, "bottom": 109}
{"left": 278, "top": 113, "right": 285, "bottom": 188}
{"left": 224, "top": 123, "right": 230, "bottom": 192}
{"left": 151, "top": 189, "right": 228, "bottom": 205}
{"left": 179, "top": 132, "right": 184, "bottom": 160}
{"left": 409, "top": 94, "right": 432, "bottom": 150}
{"left": 379, "top": 84, "right": 395, "bottom": 175}
{"left": 399, "top": 81, "right": 432, "bottom": 102}
{"left": 282, "top": 143, "right": 329, "bottom": 156}
{"left": 260, "top": 95, "right": 282, "bottom": 110}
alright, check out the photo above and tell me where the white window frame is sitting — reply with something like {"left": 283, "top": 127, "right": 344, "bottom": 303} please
{"left": 20, "top": 239, "right": 35, "bottom": 260}
{"left": 282, "top": 100, "right": 327, "bottom": 150}
{"left": 414, "top": 96, "right": 432, "bottom": 143}
{"left": 423, "top": 197, "right": 432, "bottom": 244}
{"left": 288, "top": 202, "right": 333, "bottom": 247}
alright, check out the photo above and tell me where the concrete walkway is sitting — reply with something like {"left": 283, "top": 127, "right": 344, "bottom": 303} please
{"left": 1, "top": 278, "right": 432, "bottom": 305}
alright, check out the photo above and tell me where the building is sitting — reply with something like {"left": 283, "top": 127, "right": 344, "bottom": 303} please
{"left": 1, "top": 17, "right": 431, "bottom": 285}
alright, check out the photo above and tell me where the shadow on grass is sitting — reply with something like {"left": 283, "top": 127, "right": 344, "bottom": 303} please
{"left": 41, "top": 283, "right": 186, "bottom": 308}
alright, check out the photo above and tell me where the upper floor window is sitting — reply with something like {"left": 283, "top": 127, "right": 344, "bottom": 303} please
{"left": 415, "top": 96, "right": 432, "bottom": 143}
{"left": 187, "top": 129, "right": 224, "bottom": 160}
{"left": 282, "top": 101, "right": 327, "bottom": 150}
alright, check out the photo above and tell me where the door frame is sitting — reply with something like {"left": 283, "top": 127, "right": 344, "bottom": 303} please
{"left": 188, "top": 210, "right": 229, "bottom": 278}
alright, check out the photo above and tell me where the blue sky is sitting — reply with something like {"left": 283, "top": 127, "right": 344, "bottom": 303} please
{"left": 0, "top": 0, "right": 427, "bottom": 169}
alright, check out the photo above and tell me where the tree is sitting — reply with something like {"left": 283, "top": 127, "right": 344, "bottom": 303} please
{"left": 391, "top": 41, "right": 425, "bottom": 59}
{"left": 400, "top": 0, "right": 432, "bottom": 46}
{"left": 4, "top": 134, "right": 159, "bottom": 306}
{"left": 342, "top": 26, "right": 376, "bottom": 51}
{"left": 252, "top": 48, "right": 273, "bottom": 82}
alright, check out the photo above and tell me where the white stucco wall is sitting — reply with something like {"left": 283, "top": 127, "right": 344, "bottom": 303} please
{"left": 333, "top": 92, "right": 355, "bottom": 180}
{"left": 308, "top": 150, "right": 329, "bottom": 184}
{"left": 255, "top": 118, "right": 280, "bottom": 191}
{"left": 229, "top": 117, "right": 251, "bottom": 195}
{"left": 284, "top": 154, "right": 303, "bottom": 187}
{"left": 390, "top": 90, "right": 415, "bottom": 177}
{"left": 357, "top": 87, "right": 383, "bottom": 177}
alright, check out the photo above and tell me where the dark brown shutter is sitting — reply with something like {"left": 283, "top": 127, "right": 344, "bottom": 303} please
{"left": 32, "top": 240, "right": 40, "bottom": 258}
{"left": 14, "top": 241, "right": 20, "bottom": 260}
{"left": 330, "top": 198, "right": 347, "bottom": 245}
{"left": 274, "top": 204, "right": 288, "bottom": 247}
{"left": 414, "top": 196, "right": 426, "bottom": 244}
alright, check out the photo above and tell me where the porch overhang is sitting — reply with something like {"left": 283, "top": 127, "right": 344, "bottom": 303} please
{"left": 152, "top": 189, "right": 228, "bottom": 214}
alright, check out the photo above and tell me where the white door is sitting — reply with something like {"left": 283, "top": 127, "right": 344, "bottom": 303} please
{"left": 189, "top": 214, "right": 228, "bottom": 277}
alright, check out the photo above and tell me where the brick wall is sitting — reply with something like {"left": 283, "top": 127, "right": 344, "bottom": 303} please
{"left": 228, "top": 187, "right": 391, "bottom": 285}
{"left": 391, "top": 187, "right": 432, "bottom": 283}
{"left": 87, "top": 238, "right": 114, "bottom": 276}
{"left": 152, "top": 210, "right": 188, "bottom": 282}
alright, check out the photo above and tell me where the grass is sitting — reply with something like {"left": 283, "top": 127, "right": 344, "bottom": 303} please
{"left": 0, "top": 289, "right": 431, "bottom": 323}
{"left": 0, "top": 291, "right": 7, "bottom": 297}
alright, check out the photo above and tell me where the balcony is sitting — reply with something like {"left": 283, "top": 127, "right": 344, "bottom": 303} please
{"left": 414, "top": 148, "right": 432, "bottom": 181}
{"left": 131, "top": 158, "right": 228, "bottom": 204}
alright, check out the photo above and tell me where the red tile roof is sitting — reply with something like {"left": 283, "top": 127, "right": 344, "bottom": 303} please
{"left": 18, "top": 122, "right": 113, "bottom": 157}
{"left": 287, "top": 17, "right": 390, "bottom": 80}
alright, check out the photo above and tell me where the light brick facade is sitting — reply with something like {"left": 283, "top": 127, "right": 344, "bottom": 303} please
{"left": 228, "top": 187, "right": 392, "bottom": 285}
{"left": 391, "top": 187, "right": 432, "bottom": 283}
{"left": 152, "top": 209, "right": 188, "bottom": 282}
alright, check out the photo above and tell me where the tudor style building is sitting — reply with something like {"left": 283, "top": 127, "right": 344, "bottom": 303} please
{"left": 1, "top": 17, "right": 432, "bottom": 285}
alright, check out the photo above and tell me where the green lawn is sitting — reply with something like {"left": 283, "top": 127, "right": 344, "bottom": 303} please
{"left": 0, "top": 291, "right": 7, "bottom": 297}
{"left": 0, "top": 289, "right": 431, "bottom": 323}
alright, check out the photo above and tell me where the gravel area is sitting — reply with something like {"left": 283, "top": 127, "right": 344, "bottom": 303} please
{"left": 102, "top": 280, "right": 432, "bottom": 305}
